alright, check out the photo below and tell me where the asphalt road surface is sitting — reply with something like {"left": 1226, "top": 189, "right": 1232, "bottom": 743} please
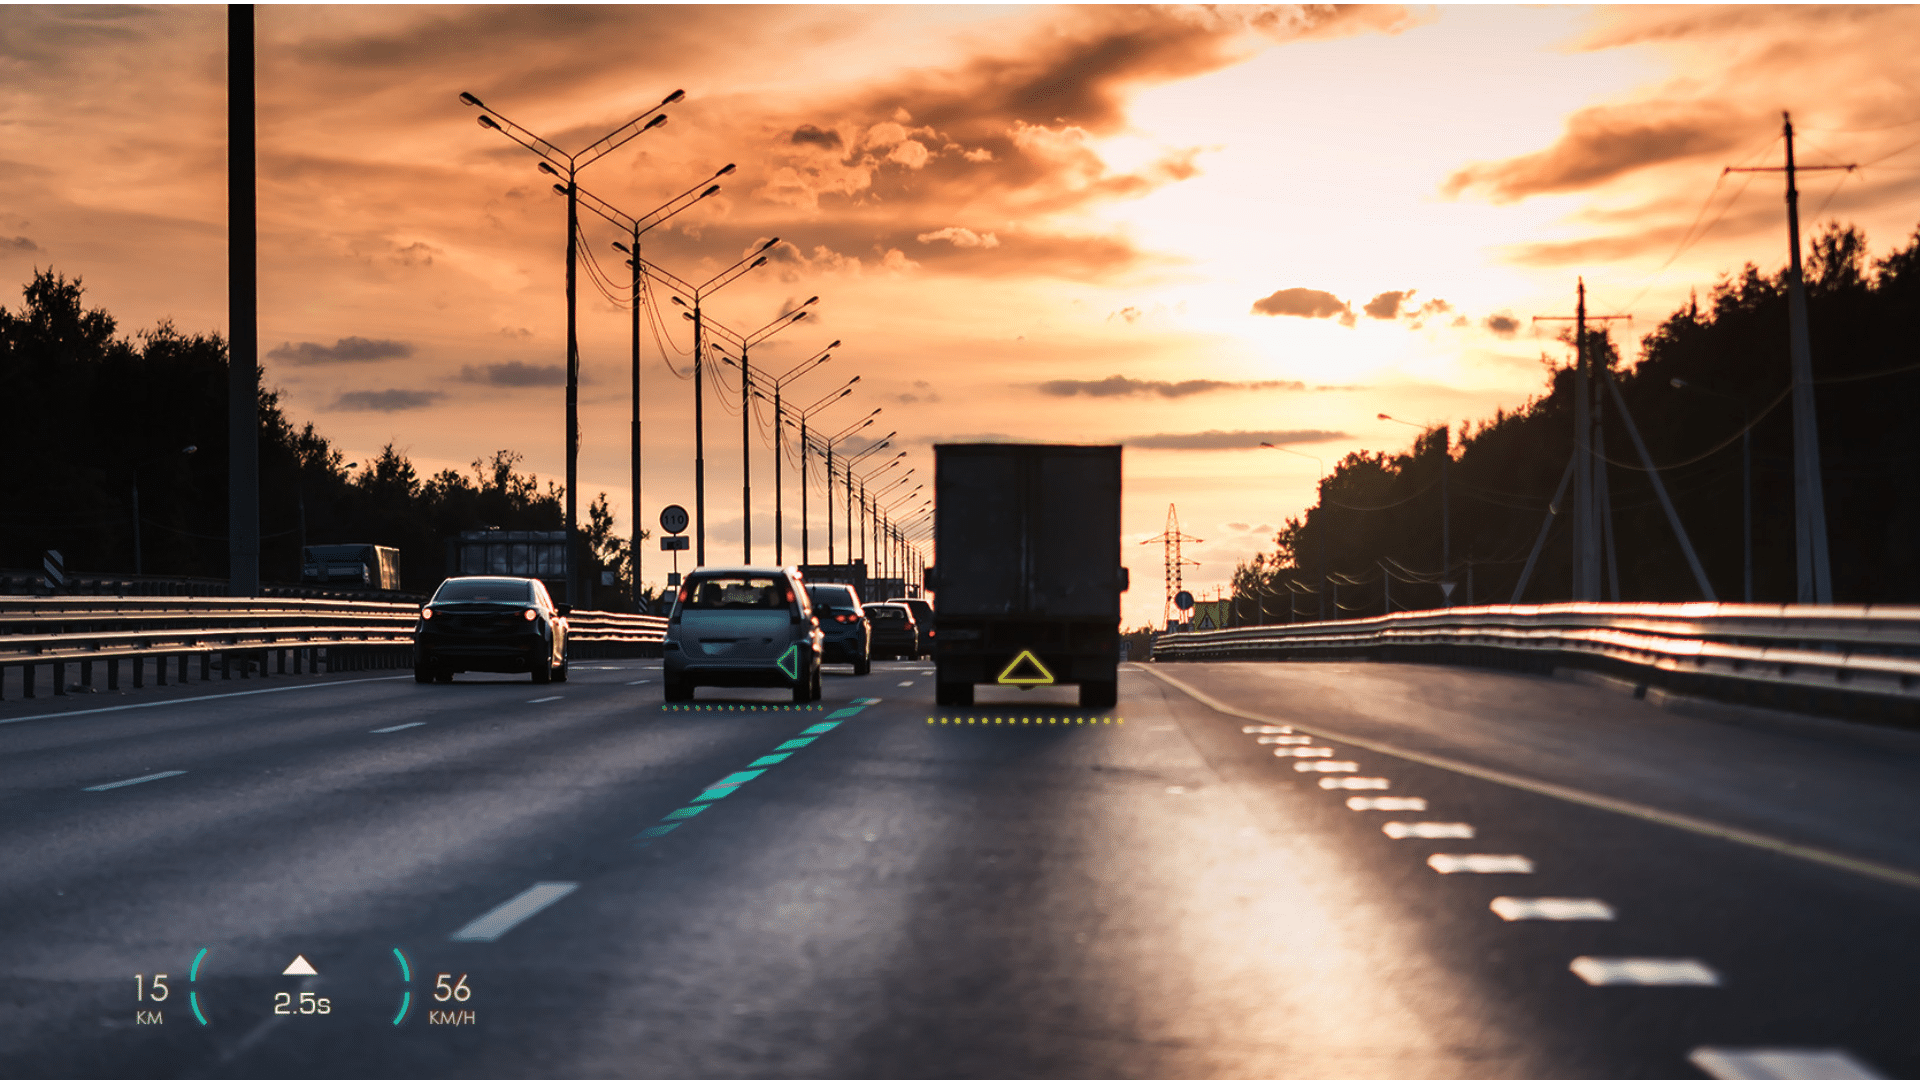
{"left": 1, "top": 657, "right": 1915, "bottom": 1079}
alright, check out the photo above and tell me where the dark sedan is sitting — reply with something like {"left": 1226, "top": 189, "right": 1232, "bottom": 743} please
{"left": 865, "top": 601, "right": 919, "bottom": 661}
{"left": 414, "top": 576, "right": 570, "bottom": 684}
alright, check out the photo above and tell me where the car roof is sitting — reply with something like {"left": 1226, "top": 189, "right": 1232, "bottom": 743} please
{"left": 442, "top": 575, "right": 534, "bottom": 584}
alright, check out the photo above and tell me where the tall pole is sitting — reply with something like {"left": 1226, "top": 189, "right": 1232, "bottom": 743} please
{"left": 800, "top": 417, "right": 810, "bottom": 564}
{"left": 825, "top": 441, "right": 835, "bottom": 564}
{"left": 741, "top": 344, "right": 752, "bottom": 563}
{"left": 774, "top": 386, "right": 784, "bottom": 565}
{"left": 1742, "top": 424, "right": 1753, "bottom": 603}
{"left": 846, "top": 467, "right": 855, "bottom": 565}
{"left": 1440, "top": 426, "right": 1450, "bottom": 603}
{"left": 629, "top": 227, "right": 643, "bottom": 609}
{"left": 1572, "top": 280, "right": 1598, "bottom": 601}
{"left": 693, "top": 303, "right": 707, "bottom": 566}
{"left": 563, "top": 175, "right": 583, "bottom": 603}
{"left": 1783, "top": 115, "right": 1833, "bottom": 603}
{"left": 227, "top": 4, "right": 260, "bottom": 598}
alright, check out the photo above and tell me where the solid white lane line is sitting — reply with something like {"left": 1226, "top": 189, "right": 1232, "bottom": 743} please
{"left": 449, "top": 882, "right": 578, "bottom": 942}
{"left": 1274, "top": 746, "right": 1334, "bottom": 757}
{"left": 1384, "top": 821, "right": 1475, "bottom": 839}
{"left": 1428, "top": 853, "right": 1534, "bottom": 874}
{"left": 528, "top": 696, "right": 563, "bottom": 703}
{"left": 371, "top": 722, "right": 426, "bottom": 734}
{"left": 82, "top": 770, "right": 186, "bottom": 792}
{"left": 1491, "top": 897, "right": 1615, "bottom": 921}
{"left": 624, "top": 679, "right": 652, "bottom": 686}
{"left": 1348, "top": 796, "right": 1427, "bottom": 811}
{"left": 1143, "top": 664, "right": 1920, "bottom": 893}
{"left": 1689, "top": 1048, "right": 1889, "bottom": 1080}
{"left": 1, "top": 675, "right": 413, "bottom": 725}
{"left": 1258, "top": 735, "right": 1313, "bottom": 744}
{"left": 1295, "top": 760, "right": 1359, "bottom": 772}
{"left": 1570, "top": 956, "right": 1719, "bottom": 986}
{"left": 1321, "top": 777, "right": 1390, "bottom": 790}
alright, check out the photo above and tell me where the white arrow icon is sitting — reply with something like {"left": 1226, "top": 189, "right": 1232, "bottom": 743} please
{"left": 281, "top": 955, "right": 318, "bottom": 976}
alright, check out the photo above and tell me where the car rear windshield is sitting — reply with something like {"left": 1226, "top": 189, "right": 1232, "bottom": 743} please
{"left": 434, "top": 579, "right": 532, "bottom": 603}
{"left": 868, "top": 606, "right": 907, "bottom": 621}
{"left": 683, "top": 575, "right": 791, "bottom": 610}
{"left": 806, "top": 587, "right": 859, "bottom": 611}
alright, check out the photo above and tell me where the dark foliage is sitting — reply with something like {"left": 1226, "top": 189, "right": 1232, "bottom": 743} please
{"left": 0, "top": 270, "right": 639, "bottom": 601}
{"left": 1229, "top": 222, "right": 1920, "bottom": 622}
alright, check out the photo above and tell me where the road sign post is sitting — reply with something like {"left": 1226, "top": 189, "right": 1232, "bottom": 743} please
{"left": 659, "top": 505, "right": 690, "bottom": 601}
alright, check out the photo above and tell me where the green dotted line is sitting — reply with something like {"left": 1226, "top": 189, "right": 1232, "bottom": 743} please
{"left": 929, "top": 716, "right": 1124, "bottom": 725}
{"left": 662, "top": 704, "right": 827, "bottom": 712}
{"left": 634, "top": 699, "right": 881, "bottom": 846}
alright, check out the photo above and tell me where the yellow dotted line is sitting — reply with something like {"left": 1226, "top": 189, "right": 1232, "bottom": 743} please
{"left": 926, "top": 716, "right": 1125, "bottom": 725}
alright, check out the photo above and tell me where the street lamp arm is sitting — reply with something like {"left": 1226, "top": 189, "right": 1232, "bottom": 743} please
{"left": 638, "top": 257, "right": 697, "bottom": 297}
{"left": 697, "top": 237, "right": 780, "bottom": 292}
{"left": 776, "top": 340, "right": 839, "bottom": 384}
{"left": 573, "top": 90, "right": 683, "bottom": 169}
{"left": 464, "top": 97, "right": 572, "bottom": 168}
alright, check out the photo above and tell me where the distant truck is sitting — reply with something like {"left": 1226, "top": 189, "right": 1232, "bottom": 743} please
{"left": 302, "top": 544, "right": 402, "bottom": 591}
{"left": 926, "top": 443, "right": 1126, "bottom": 709}
{"left": 445, "top": 530, "right": 568, "bottom": 605}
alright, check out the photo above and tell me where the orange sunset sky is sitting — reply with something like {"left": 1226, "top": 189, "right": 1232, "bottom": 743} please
{"left": 5, "top": 4, "right": 1920, "bottom": 626}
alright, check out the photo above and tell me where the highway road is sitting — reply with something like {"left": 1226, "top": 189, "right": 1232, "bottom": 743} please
{"left": 1, "top": 657, "right": 1915, "bottom": 1079}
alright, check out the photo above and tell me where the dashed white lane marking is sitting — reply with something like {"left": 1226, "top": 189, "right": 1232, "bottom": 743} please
{"left": 1384, "top": 821, "right": 1475, "bottom": 839}
{"left": 450, "top": 882, "right": 579, "bottom": 942}
{"left": 1570, "top": 956, "right": 1720, "bottom": 986}
{"left": 1241, "top": 724, "right": 1294, "bottom": 734}
{"left": 1491, "top": 897, "right": 1615, "bottom": 921}
{"left": 1258, "top": 735, "right": 1313, "bottom": 745}
{"left": 1428, "top": 853, "right": 1534, "bottom": 874}
{"left": 371, "top": 722, "right": 426, "bottom": 734}
{"left": 1144, "top": 664, "right": 1920, "bottom": 893}
{"left": 1274, "top": 746, "right": 1335, "bottom": 757}
{"left": 528, "top": 696, "right": 564, "bottom": 703}
{"left": 1295, "top": 760, "right": 1359, "bottom": 772}
{"left": 625, "top": 679, "right": 652, "bottom": 686}
{"left": 1348, "top": 796, "right": 1427, "bottom": 811}
{"left": 82, "top": 770, "right": 186, "bottom": 792}
{"left": 897, "top": 681, "right": 915, "bottom": 687}
{"left": 1322, "top": 777, "right": 1390, "bottom": 790}
{"left": 1689, "top": 1048, "right": 1889, "bottom": 1080}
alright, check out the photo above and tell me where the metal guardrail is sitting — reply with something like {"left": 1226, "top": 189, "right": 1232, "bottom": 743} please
{"left": 1150, "top": 602, "right": 1920, "bottom": 723}
{"left": 0, "top": 598, "right": 667, "bottom": 702}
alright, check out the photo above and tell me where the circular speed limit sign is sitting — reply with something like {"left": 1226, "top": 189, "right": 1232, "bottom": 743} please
{"left": 1174, "top": 590, "right": 1194, "bottom": 611}
{"left": 659, "top": 505, "right": 690, "bottom": 535}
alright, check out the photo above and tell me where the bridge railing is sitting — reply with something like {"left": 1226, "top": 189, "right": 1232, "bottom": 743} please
{"left": 1150, "top": 602, "right": 1920, "bottom": 722}
{"left": 0, "top": 598, "right": 666, "bottom": 702}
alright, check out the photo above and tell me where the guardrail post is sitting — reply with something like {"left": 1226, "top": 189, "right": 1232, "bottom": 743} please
{"left": 22, "top": 662, "right": 35, "bottom": 698}
{"left": 107, "top": 658, "right": 120, "bottom": 691}
{"left": 277, "top": 648, "right": 286, "bottom": 675}
{"left": 155, "top": 655, "right": 168, "bottom": 686}
{"left": 53, "top": 660, "right": 67, "bottom": 695}
{"left": 201, "top": 653, "right": 211, "bottom": 681}
{"left": 221, "top": 651, "right": 232, "bottom": 680}
{"left": 132, "top": 656, "right": 144, "bottom": 689}
{"left": 177, "top": 654, "right": 188, "bottom": 683}
{"left": 81, "top": 659, "right": 93, "bottom": 690}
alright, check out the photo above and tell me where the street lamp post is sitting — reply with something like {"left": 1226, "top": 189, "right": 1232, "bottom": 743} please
{"left": 573, "top": 166, "right": 731, "bottom": 610}
{"left": 811, "top": 413, "right": 883, "bottom": 565}
{"left": 705, "top": 299, "right": 819, "bottom": 563}
{"left": 848, "top": 449, "right": 903, "bottom": 570}
{"left": 752, "top": 357, "right": 844, "bottom": 564}
{"left": 461, "top": 87, "right": 680, "bottom": 606}
{"left": 1673, "top": 378, "right": 1753, "bottom": 603}
{"left": 1261, "top": 442, "right": 1327, "bottom": 621}
{"left": 1379, "top": 413, "right": 1452, "bottom": 605}
{"left": 646, "top": 240, "right": 782, "bottom": 565}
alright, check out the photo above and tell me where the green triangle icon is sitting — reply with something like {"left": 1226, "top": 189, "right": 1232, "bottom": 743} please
{"left": 775, "top": 643, "right": 801, "bottom": 681}
{"left": 996, "top": 650, "right": 1054, "bottom": 686}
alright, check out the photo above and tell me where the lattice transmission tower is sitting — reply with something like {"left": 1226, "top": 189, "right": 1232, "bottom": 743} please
{"left": 1140, "top": 503, "right": 1202, "bottom": 629}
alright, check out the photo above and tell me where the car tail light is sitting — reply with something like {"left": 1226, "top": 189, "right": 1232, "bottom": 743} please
{"left": 421, "top": 607, "right": 434, "bottom": 620}
{"left": 523, "top": 608, "right": 537, "bottom": 622}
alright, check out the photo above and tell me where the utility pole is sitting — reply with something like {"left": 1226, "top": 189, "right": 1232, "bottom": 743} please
{"left": 1534, "top": 280, "right": 1628, "bottom": 601}
{"left": 1141, "top": 504, "right": 1202, "bottom": 630}
{"left": 228, "top": 4, "right": 260, "bottom": 598}
{"left": 1727, "top": 112, "right": 1854, "bottom": 604}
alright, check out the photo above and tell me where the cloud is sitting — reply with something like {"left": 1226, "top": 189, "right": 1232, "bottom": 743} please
{"left": 1126, "top": 429, "right": 1346, "bottom": 450}
{"left": 790, "top": 124, "right": 842, "bottom": 149}
{"left": 1363, "top": 289, "right": 1412, "bottom": 319}
{"left": 1442, "top": 103, "right": 1746, "bottom": 203}
{"left": 1251, "top": 287, "right": 1355, "bottom": 326}
{"left": 1037, "top": 375, "right": 1313, "bottom": 398}
{"left": 328, "top": 388, "right": 443, "bottom": 411}
{"left": 498, "top": 326, "right": 532, "bottom": 339}
{"left": 392, "top": 241, "right": 441, "bottom": 267}
{"left": 916, "top": 226, "right": 1000, "bottom": 249}
{"left": 268, "top": 336, "right": 415, "bottom": 364}
{"left": 2, "top": 235, "right": 41, "bottom": 252}
{"left": 1484, "top": 313, "right": 1522, "bottom": 337}
{"left": 459, "top": 361, "right": 566, "bottom": 387}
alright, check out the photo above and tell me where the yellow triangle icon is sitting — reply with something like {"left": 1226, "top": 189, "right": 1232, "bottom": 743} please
{"left": 996, "top": 650, "right": 1055, "bottom": 686}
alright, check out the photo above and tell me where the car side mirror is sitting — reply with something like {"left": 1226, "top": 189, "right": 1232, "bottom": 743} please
{"left": 556, "top": 604, "right": 572, "bottom": 616}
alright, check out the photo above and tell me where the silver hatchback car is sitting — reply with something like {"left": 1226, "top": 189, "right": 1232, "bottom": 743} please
{"left": 662, "top": 567, "right": 824, "bottom": 703}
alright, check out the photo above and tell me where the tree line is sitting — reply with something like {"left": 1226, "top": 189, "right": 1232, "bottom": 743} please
{"left": 1227, "top": 221, "right": 1920, "bottom": 622}
{"left": 0, "top": 270, "right": 638, "bottom": 601}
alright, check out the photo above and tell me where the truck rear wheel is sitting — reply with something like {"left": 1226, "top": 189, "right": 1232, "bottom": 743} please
{"left": 1079, "top": 679, "right": 1117, "bottom": 710}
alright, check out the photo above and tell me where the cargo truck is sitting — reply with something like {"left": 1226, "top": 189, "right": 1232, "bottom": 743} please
{"left": 925, "top": 443, "right": 1127, "bottom": 709}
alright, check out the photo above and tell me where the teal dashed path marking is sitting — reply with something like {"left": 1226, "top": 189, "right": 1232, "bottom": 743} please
{"left": 632, "top": 699, "right": 882, "bottom": 847}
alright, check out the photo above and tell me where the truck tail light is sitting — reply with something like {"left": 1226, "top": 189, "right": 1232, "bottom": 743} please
{"left": 523, "top": 608, "right": 537, "bottom": 622}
